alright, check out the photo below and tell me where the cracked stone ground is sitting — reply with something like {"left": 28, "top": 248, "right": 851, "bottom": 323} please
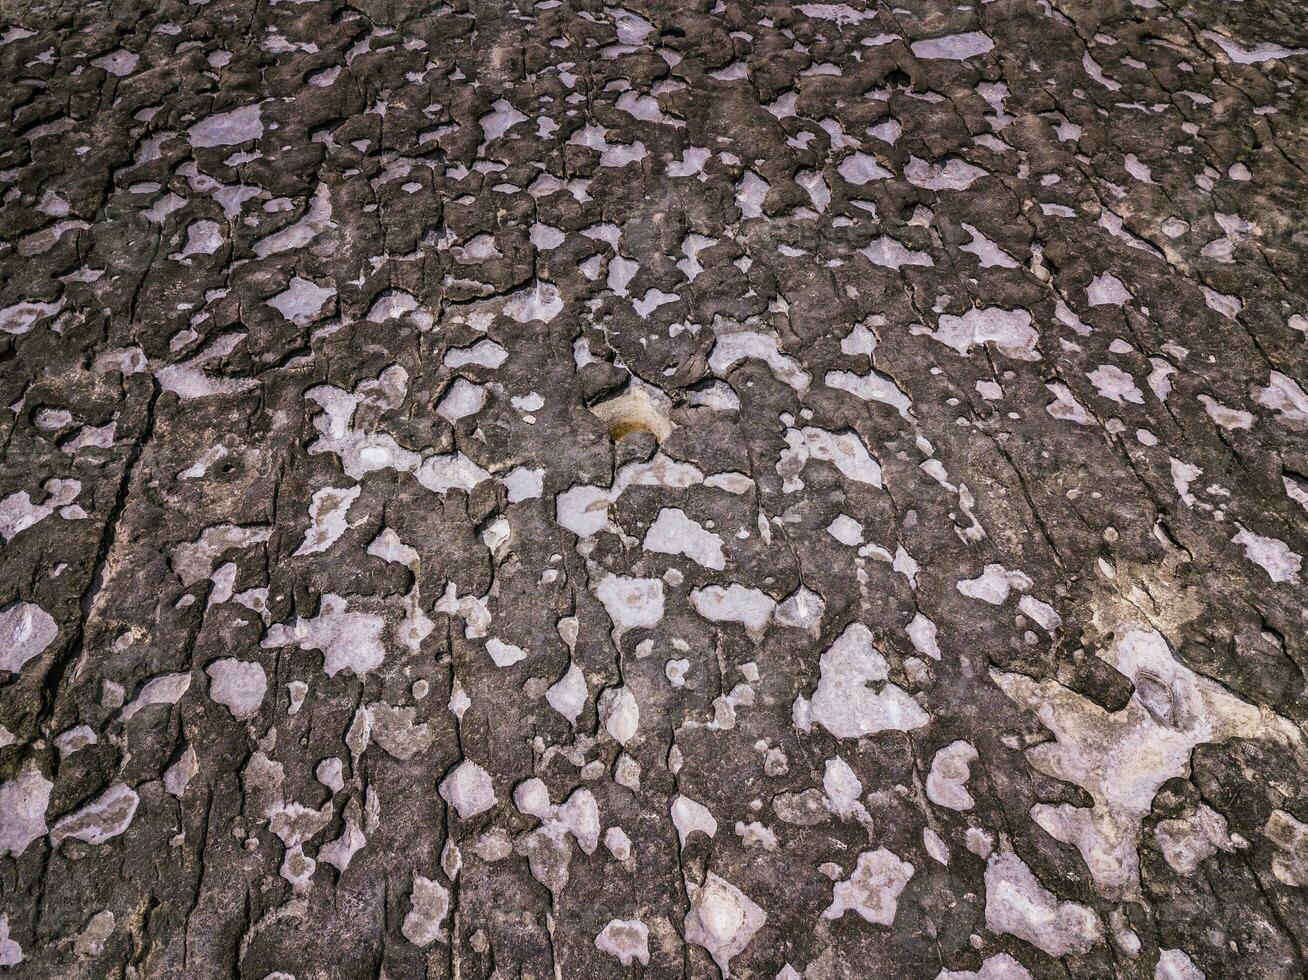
{"left": 1, "top": 1, "right": 1307, "bottom": 978}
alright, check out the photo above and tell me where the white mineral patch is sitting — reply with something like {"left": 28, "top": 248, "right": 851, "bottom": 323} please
{"left": 319, "top": 802, "right": 366, "bottom": 873}
{"left": 796, "top": 169, "right": 831, "bottom": 211}
{"left": 1087, "top": 273, "right": 1132, "bottom": 306}
{"left": 936, "top": 953, "right": 1033, "bottom": 979}
{"left": 924, "top": 828, "right": 950, "bottom": 866}
{"left": 1264, "top": 809, "right": 1308, "bottom": 887}
{"left": 906, "top": 613, "right": 941, "bottom": 660}
{"left": 1041, "top": 384, "right": 1093, "bottom": 421}
{"left": 268, "top": 276, "right": 334, "bottom": 324}
{"left": 402, "top": 876, "right": 450, "bottom": 946}
{"left": 960, "top": 223, "right": 1018, "bottom": 268}
{"left": 671, "top": 794, "right": 718, "bottom": 848}
{"left": 366, "top": 291, "right": 418, "bottom": 324}
{"left": 50, "top": 782, "right": 140, "bottom": 846}
{"left": 480, "top": 98, "right": 527, "bottom": 141}
{"left": 1088, "top": 364, "right": 1144, "bottom": 405}
{"left": 119, "top": 671, "right": 191, "bottom": 721}
{"left": 1231, "top": 524, "right": 1301, "bottom": 584}
{"left": 503, "top": 281, "right": 563, "bottom": 323}
{"left": 684, "top": 873, "right": 766, "bottom": 977}
{"left": 594, "top": 575, "right": 665, "bottom": 636}
{"left": 1254, "top": 371, "right": 1308, "bottom": 429}
{"left": 644, "top": 508, "right": 725, "bottom": 569}
{"left": 599, "top": 686, "right": 640, "bottom": 744}
{"left": 774, "top": 586, "right": 825, "bottom": 635}
{"left": 1156, "top": 948, "right": 1206, "bottom": 980}
{"left": 911, "top": 32, "right": 994, "bottom": 60}
{"left": 826, "top": 514, "right": 863, "bottom": 546}
{"left": 595, "top": 919, "right": 650, "bottom": 967}
{"left": 164, "top": 745, "right": 198, "bottom": 798}
{"left": 434, "top": 583, "right": 490, "bottom": 640}
{"left": 503, "top": 466, "right": 544, "bottom": 502}
{"left": 189, "top": 104, "right": 263, "bottom": 147}
{"left": 0, "top": 916, "right": 21, "bottom": 968}
{"left": 905, "top": 156, "right": 987, "bottom": 191}
{"left": 1202, "top": 30, "right": 1307, "bottom": 64}
{"left": 253, "top": 182, "right": 333, "bottom": 258}
{"left": 54, "top": 725, "right": 97, "bottom": 758}
{"left": 824, "top": 848, "right": 914, "bottom": 926}
{"left": 437, "top": 378, "right": 487, "bottom": 423}
{"left": 838, "top": 152, "right": 892, "bottom": 185}
{"left": 444, "top": 339, "right": 508, "bottom": 370}
{"left": 367, "top": 527, "right": 418, "bottom": 569}
{"left": 1018, "top": 595, "right": 1061, "bottom": 633}
{"left": 294, "top": 485, "right": 359, "bottom": 556}
{"left": 808, "top": 623, "right": 929, "bottom": 738}
{"left": 206, "top": 658, "right": 267, "bottom": 719}
{"left": 690, "top": 584, "right": 776, "bottom": 637}
{"left": 416, "top": 452, "right": 491, "bottom": 494}
{"left": 709, "top": 331, "right": 811, "bottom": 393}
{"left": 0, "top": 768, "right": 53, "bottom": 858}
{"left": 556, "top": 452, "right": 705, "bottom": 537}
{"left": 735, "top": 170, "right": 768, "bottom": 217}
{"left": 1154, "top": 804, "right": 1234, "bottom": 874}
{"left": 92, "top": 48, "right": 139, "bottom": 75}
{"left": 861, "top": 235, "right": 934, "bottom": 270}
{"left": 440, "top": 760, "right": 496, "bottom": 819}
{"left": 956, "top": 564, "right": 1032, "bottom": 604}
{"left": 173, "top": 220, "right": 223, "bottom": 259}
{"left": 823, "top": 756, "right": 869, "bottom": 824}
{"left": 0, "top": 479, "right": 82, "bottom": 541}
{"left": 994, "top": 628, "right": 1277, "bottom": 899}
{"left": 932, "top": 308, "right": 1039, "bottom": 360}
{"left": 72, "top": 910, "right": 115, "bottom": 958}
{"left": 1197, "top": 394, "right": 1253, "bottom": 430}
{"left": 984, "top": 851, "right": 1103, "bottom": 956}
{"left": 826, "top": 368, "right": 913, "bottom": 417}
{"left": 154, "top": 333, "right": 259, "bottom": 400}
{"left": 778, "top": 426, "right": 882, "bottom": 490}
{"left": 927, "top": 741, "right": 978, "bottom": 811}
{"left": 262, "top": 594, "right": 387, "bottom": 677}
{"left": 1, "top": 298, "right": 64, "bottom": 335}
{"left": 797, "top": 3, "right": 879, "bottom": 24}
{"left": 546, "top": 662, "right": 587, "bottom": 724}
{"left": 485, "top": 638, "right": 527, "bottom": 667}
{"left": 0, "top": 602, "right": 58, "bottom": 673}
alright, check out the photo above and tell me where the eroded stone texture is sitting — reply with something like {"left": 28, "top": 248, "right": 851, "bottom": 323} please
{"left": 1, "top": 0, "right": 1307, "bottom": 977}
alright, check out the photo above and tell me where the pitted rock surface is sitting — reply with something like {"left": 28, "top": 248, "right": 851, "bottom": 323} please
{"left": 1, "top": 1, "right": 1307, "bottom": 977}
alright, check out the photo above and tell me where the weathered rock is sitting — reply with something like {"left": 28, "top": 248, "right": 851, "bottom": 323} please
{"left": 1, "top": 1, "right": 1306, "bottom": 977}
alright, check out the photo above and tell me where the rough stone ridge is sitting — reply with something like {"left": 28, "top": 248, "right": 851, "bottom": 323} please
{"left": 1, "top": 0, "right": 1306, "bottom": 977}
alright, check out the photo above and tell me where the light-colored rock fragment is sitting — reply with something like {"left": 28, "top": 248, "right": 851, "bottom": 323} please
{"left": 595, "top": 918, "right": 650, "bottom": 967}
{"left": 644, "top": 508, "right": 726, "bottom": 569}
{"left": 293, "top": 485, "right": 360, "bottom": 556}
{"left": 824, "top": 848, "right": 914, "bottom": 926}
{"left": 50, "top": 782, "right": 140, "bottom": 846}
{"left": 440, "top": 761, "right": 496, "bottom": 819}
{"left": 595, "top": 575, "right": 665, "bottom": 637}
{"left": 206, "top": 658, "right": 267, "bottom": 720}
{"left": 1264, "top": 809, "right": 1308, "bottom": 887}
{"left": 672, "top": 794, "right": 719, "bottom": 848}
{"left": 402, "top": 875, "right": 450, "bottom": 946}
{"left": 0, "top": 767, "right": 53, "bottom": 857}
{"left": 808, "top": 623, "right": 929, "bottom": 738}
{"left": 0, "top": 602, "right": 58, "bottom": 673}
{"left": 684, "top": 873, "right": 767, "bottom": 977}
{"left": 927, "top": 741, "right": 978, "bottom": 811}
{"left": 984, "top": 851, "right": 1102, "bottom": 956}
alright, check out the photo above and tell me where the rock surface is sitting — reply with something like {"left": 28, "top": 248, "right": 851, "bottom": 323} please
{"left": 1, "top": 0, "right": 1306, "bottom": 977}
